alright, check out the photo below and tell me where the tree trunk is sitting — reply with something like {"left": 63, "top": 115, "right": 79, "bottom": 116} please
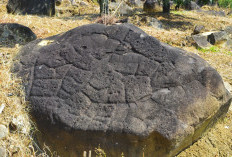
{"left": 163, "top": 0, "right": 170, "bottom": 13}
{"left": 99, "top": 0, "right": 109, "bottom": 15}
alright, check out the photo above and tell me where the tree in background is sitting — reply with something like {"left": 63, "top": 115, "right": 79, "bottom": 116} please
{"left": 99, "top": 0, "right": 109, "bottom": 15}
{"left": 163, "top": 0, "right": 170, "bottom": 13}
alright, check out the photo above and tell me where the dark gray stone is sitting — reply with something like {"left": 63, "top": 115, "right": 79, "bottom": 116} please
{"left": 184, "top": 1, "right": 200, "bottom": 10}
{"left": 0, "top": 23, "right": 37, "bottom": 47}
{"left": 207, "top": 31, "right": 228, "bottom": 45}
{"left": 141, "top": 16, "right": 162, "bottom": 29}
{"left": 143, "top": 0, "right": 158, "bottom": 13}
{"left": 192, "top": 32, "right": 212, "bottom": 48}
{"left": 13, "top": 24, "right": 231, "bottom": 157}
{"left": 190, "top": 1, "right": 200, "bottom": 10}
{"left": 7, "top": 0, "right": 55, "bottom": 16}
{"left": 193, "top": 25, "right": 205, "bottom": 35}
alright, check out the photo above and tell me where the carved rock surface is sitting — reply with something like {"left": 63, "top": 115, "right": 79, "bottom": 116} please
{"left": 13, "top": 24, "right": 231, "bottom": 157}
{"left": 7, "top": 0, "right": 55, "bottom": 16}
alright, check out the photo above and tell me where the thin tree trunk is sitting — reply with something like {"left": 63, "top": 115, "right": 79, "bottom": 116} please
{"left": 163, "top": 0, "right": 170, "bottom": 13}
{"left": 99, "top": 0, "right": 109, "bottom": 15}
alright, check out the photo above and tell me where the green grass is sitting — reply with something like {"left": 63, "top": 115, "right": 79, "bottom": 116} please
{"left": 218, "top": 0, "right": 232, "bottom": 8}
{"left": 198, "top": 46, "right": 232, "bottom": 56}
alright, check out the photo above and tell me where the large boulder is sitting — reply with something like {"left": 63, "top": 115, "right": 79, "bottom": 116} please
{"left": 7, "top": 0, "right": 55, "bottom": 16}
{"left": 13, "top": 24, "right": 231, "bottom": 157}
{"left": 0, "top": 23, "right": 36, "bottom": 47}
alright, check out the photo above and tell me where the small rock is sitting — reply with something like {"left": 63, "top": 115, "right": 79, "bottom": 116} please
{"left": 225, "top": 26, "right": 232, "bottom": 35}
{"left": 9, "top": 115, "right": 27, "bottom": 134}
{"left": 185, "top": 1, "right": 200, "bottom": 10}
{"left": 128, "top": 0, "right": 144, "bottom": 7}
{"left": 207, "top": 31, "right": 228, "bottom": 45}
{"left": 0, "top": 104, "right": 5, "bottom": 114}
{"left": 226, "top": 39, "right": 232, "bottom": 49}
{"left": 193, "top": 25, "right": 205, "bottom": 35}
{"left": 224, "top": 82, "right": 232, "bottom": 92}
{"left": 141, "top": 16, "right": 162, "bottom": 29}
{"left": 191, "top": 32, "right": 212, "bottom": 48}
{"left": 0, "top": 125, "right": 8, "bottom": 139}
{"left": 116, "top": 18, "right": 130, "bottom": 23}
{"left": 143, "top": 0, "right": 158, "bottom": 13}
{"left": 190, "top": 1, "right": 200, "bottom": 10}
{"left": 0, "top": 147, "right": 6, "bottom": 157}
{"left": 0, "top": 23, "right": 37, "bottom": 47}
{"left": 204, "top": 10, "right": 225, "bottom": 17}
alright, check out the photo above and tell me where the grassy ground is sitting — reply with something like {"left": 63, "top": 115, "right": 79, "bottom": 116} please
{"left": 0, "top": 0, "right": 232, "bottom": 156}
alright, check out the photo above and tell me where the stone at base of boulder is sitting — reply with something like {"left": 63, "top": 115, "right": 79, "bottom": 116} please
{"left": 207, "top": 31, "right": 228, "bottom": 45}
{"left": 0, "top": 125, "right": 8, "bottom": 140}
{"left": 191, "top": 32, "right": 213, "bottom": 48}
{"left": 193, "top": 25, "right": 205, "bottom": 35}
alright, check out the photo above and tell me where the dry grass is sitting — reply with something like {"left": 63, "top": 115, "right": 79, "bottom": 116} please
{"left": 0, "top": 1, "right": 232, "bottom": 156}
{"left": 0, "top": 47, "right": 35, "bottom": 156}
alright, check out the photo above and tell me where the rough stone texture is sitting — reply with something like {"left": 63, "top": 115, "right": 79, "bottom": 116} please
{"left": 184, "top": 1, "right": 200, "bottom": 10}
{"left": 0, "top": 23, "right": 36, "bottom": 47}
{"left": 190, "top": 29, "right": 231, "bottom": 48}
{"left": 13, "top": 24, "right": 232, "bottom": 157}
{"left": 197, "top": 10, "right": 226, "bottom": 17}
{"left": 193, "top": 25, "right": 205, "bottom": 35}
{"left": 0, "top": 125, "right": 8, "bottom": 139}
{"left": 143, "top": 0, "right": 158, "bottom": 13}
{"left": 191, "top": 32, "right": 212, "bottom": 48}
{"left": 128, "top": 0, "right": 144, "bottom": 7}
{"left": 7, "top": 0, "right": 55, "bottom": 16}
{"left": 225, "top": 26, "right": 232, "bottom": 35}
{"left": 207, "top": 31, "right": 228, "bottom": 45}
{"left": 109, "top": 2, "right": 133, "bottom": 15}
{"left": 141, "top": 17, "right": 162, "bottom": 29}
{"left": 190, "top": 1, "right": 200, "bottom": 10}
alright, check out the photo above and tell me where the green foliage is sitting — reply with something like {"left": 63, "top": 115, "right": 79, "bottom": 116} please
{"left": 198, "top": 46, "right": 232, "bottom": 56}
{"left": 198, "top": 46, "right": 220, "bottom": 53}
{"left": 218, "top": 0, "right": 232, "bottom": 8}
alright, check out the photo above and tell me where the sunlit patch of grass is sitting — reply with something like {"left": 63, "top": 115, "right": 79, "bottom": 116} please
{"left": 171, "top": 10, "right": 188, "bottom": 15}
{"left": 198, "top": 46, "right": 232, "bottom": 56}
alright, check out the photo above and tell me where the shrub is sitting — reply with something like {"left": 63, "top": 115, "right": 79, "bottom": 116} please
{"left": 218, "top": 0, "right": 232, "bottom": 8}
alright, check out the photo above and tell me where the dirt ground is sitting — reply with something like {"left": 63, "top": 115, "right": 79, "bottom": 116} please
{"left": 0, "top": 0, "right": 232, "bottom": 156}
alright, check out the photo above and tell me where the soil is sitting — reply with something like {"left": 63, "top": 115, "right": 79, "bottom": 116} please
{"left": 0, "top": 0, "right": 231, "bottom": 156}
